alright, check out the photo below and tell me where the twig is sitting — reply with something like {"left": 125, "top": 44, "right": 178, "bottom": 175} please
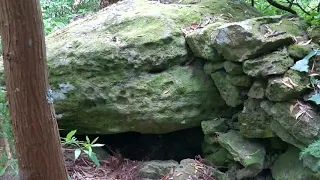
{"left": 266, "top": 0, "right": 297, "bottom": 14}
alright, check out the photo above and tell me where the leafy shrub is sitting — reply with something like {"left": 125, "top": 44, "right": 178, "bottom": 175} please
{"left": 41, "top": 0, "right": 100, "bottom": 35}
{"left": 0, "top": 0, "right": 100, "bottom": 55}
{"left": 61, "top": 129, "right": 105, "bottom": 167}
{"left": 244, "top": 0, "right": 320, "bottom": 27}
{"left": 0, "top": 90, "right": 18, "bottom": 178}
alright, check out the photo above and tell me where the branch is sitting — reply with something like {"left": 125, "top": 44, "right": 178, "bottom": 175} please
{"left": 292, "top": 2, "right": 310, "bottom": 15}
{"left": 286, "top": 0, "right": 294, "bottom": 8}
{"left": 251, "top": 0, "right": 254, "bottom": 7}
{"left": 266, "top": 0, "right": 297, "bottom": 15}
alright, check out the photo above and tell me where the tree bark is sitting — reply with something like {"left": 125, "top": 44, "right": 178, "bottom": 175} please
{"left": 0, "top": 0, "right": 68, "bottom": 179}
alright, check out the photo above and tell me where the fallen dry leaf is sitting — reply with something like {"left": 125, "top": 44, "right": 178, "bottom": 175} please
{"left": 298, "top": 39, "right": 312, "bottom": 45}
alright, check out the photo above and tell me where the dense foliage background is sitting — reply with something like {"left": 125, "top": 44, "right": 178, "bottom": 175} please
{"left": 0, "top": 0, "right": 319, "bottom": 55}
{"left": 244, "top": 0, "right": 320, "bottom": 26}
{"left": 0, "top": 0, "right": 101, "bottom": 55}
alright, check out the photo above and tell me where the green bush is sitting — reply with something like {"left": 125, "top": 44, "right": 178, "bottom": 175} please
{"left": 41, "top": 0, "right": 100, "bottom": 35}
{"left": 244, "top": 0, "right": 320, "bottom": 27}
{"left": 0, "top": 0, "right": 100, "bottom": 55}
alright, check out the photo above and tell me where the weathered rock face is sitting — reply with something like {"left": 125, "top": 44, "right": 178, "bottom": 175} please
{"left": 187, "top": 16, "right": 307, "bottom": 62}
{"left": 138, "top": 160, "right": 178, "bottom": 180}
{"left": 271, "top": 147, "right": 316, "bottom": 180}
{"left": 41, "top": 0, "right": 261, "bottom": 134}
{"left": 185, "top": 9, "right": 320, "bottom": 180}
{"left": 238, "top": 99, "right": 275, "bottom": 138}
{"left": 270, "top": 102, "right": 320, "bottom": 147}
{"left": 0, "top": 0, "right": 319, "bottom": 179}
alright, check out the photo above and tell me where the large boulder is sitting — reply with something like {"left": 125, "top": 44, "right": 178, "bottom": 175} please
{"left": 40, "top": 0, "right": 260, "bottom": 134}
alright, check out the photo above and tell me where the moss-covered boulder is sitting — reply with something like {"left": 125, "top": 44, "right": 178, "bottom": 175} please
{"left": 211, "top": 72, "right": 243, "bottom": 107}
{"left": 44, "top": 0, "right": 252, "bottom": 134}
{"left": 186, "top": 22, "right": 226, "bottom": 62}
{"left": 217, "top": 130, "right": 266, "bottom": 168}
{"left": 265, "top": 69, "right": 309, "bottom": 101}
{"left": 243, "top": 50, "right": 294, "bottom": 77}
{"left": 270, "top": 102, "right": 320, "bottom": 146}
{"left": 288, "top": 44, "right": 314, "bottom": 60}
{"left": 271, "top": 146, "right": 316, "bottom": 180}
{"left": 238, "top": 99, "right": 275, "bottom": 138}
{"left": 53, "top": 65, "right": 227, "bottom": 134}
{"left": 185, "top": 3, "right": 261, "bottom": 61}
{"left": 308, "top": 27, "right": 320, "bottom": 45}
{"left": 210, "top": 16, "right": 307, "bottom": 62}
{"left": 270, "top": 120, "right": 306, "bottom": 149}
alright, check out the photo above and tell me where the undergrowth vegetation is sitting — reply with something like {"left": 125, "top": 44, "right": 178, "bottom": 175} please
{"left": 244, "top": 0, "right": 320, "bottom": 27}
{"left": 0, "top": 90, "right": 18, "bottom": 178}
{"left": 41, "top": 0, "right": 100, "bottom": 35}
{"left": 0, "top": 0, "right": 100, "bottom": 55}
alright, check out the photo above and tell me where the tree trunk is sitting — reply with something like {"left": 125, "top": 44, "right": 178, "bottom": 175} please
{"left": 0, "top": 0, "right": 68, "bottom": 179}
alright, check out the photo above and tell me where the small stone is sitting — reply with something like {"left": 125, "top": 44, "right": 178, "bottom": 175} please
{"left": 243, "top": 50, "right": 294, "bottom": 77}
{"left": 248, "top": 81, "right": 266, "bottom": 99}
{"left": 201, "top": 118, "right": 229, "bottom": 134}
{"left": 203, "top": 61, "right": 225, "bottom": 75}
{"left": 224, "top": 61, "right": 244, "bottom": 75}
{"left": 238, "top": 98, "right": 275, "bottom": 138}
{"left": 227, "top": 74, "right": 252, "bottom": 87}
{"left": 186, "top": 22, "right": 226, "bottom": 61}
{"left": 217, "top": 130, "right": 266, "bottom": 168}
{"left": 202, "top": 142, "right": 233, "bottom": 166}
{"left": 288, "top": 44, "right": 313, "bottom": 60}
{"left": 265, "top": 69, "right": 309, "bottom": 101}
{"left": 138, "top": 160, "right": 178, "bottom": 180}
{"left": 211, "top": 72, "right": 243, "bottom": 107}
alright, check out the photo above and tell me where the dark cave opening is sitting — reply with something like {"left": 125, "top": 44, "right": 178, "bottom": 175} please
{"left": 75, "top": 127, "right": 204, "bottom": 162}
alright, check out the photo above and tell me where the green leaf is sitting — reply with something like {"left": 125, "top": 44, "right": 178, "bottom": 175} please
{"left": 309, "top": 94, "right": 320, "bottom": 105}
{"left": 88, "top": 153, "right": 101, "bottom": 167}
{"left": 91, "top": 137, "right": 99, "bottom": 144}
{"left": 310, "top": 77, "right": 318, "bottom": 86}
{"left": 86, "top": 136, "right": 90, "bottom": 144}
{"left": 66, "top": 130, "right": 77, "bottom": 141}
{"left": 74, "top": 149, "right": 82, "bottom": 160}
{"left": 291, "top": 49, "right": 319, "bottom": 72}
{"left": 0, "top": 166, "right": 7, "bottom": 176}
{"left": 291, "top": 59, "right": 309, "bottom": 72}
